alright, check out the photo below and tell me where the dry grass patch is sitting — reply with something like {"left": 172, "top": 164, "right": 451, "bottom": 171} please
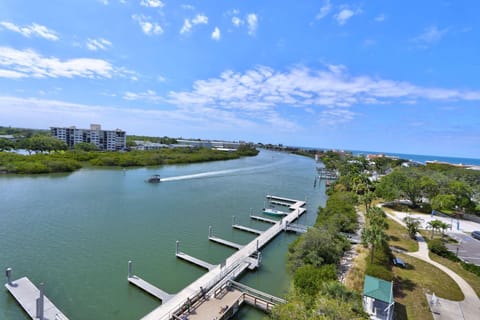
{"left": 344, "top": 245, "right": 369, "bottom": 293}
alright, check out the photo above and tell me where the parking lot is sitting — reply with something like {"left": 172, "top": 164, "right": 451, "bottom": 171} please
{"left": 446, "top": 232, "right": 480, "bottom": 266}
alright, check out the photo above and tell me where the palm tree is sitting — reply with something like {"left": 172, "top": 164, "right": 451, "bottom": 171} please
{"left": 427, "top": 220, "right": 444, "bottom": 239}
{"left": 362, "top": 225, "right": 388, "bottom": 264}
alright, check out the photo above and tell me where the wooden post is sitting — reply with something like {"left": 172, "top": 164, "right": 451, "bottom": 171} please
{"left": 5, "top": 267, "right": 12, "bottom": 286}
{"left": 128, "top": 260, "right": 132, "bottom": 278}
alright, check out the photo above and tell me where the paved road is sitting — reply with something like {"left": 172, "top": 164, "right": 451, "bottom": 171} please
{"left": 446, "top": 233, "right": 480, "bottom": 266}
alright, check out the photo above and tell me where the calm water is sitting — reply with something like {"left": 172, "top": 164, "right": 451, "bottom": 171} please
{"left": 0, "top": 150, "right": 326, "bottom": 320}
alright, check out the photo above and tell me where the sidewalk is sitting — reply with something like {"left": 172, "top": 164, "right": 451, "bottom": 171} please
{"left": 384, "top": 207, "right": 480, "bottom": 320}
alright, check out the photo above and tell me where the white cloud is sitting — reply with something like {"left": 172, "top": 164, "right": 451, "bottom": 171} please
{"left": 86, "top": 38, "right": 112, "bottom": 51}
{"left": 232, "top": 17, "right": 243, "bottom": 27}
{"left": 246, "top": 13, "right": 258, "bottom": 35}
{"left": 180, "top": 14, "right": 208, "bottom": 34}
{"left": 211, "top": 27, "right": 221, "bottom": 41}
{"left": 99, "top": 0, "right": 109, "bottom": 5}
{"left": 123, "top": 90, "right": 163, "bottom": 102}
{"left": 192, "top": 14, "right": 208, "bottom": 25}
{"left": 180, "top": 19, "right": 192, "bottom": 34}
{"left": 140, "top": 0, "right": 164, "bottom": 8}
{"left": 413, "top": 26, "right": 449, "bottom": 46}
{"left": 0, "top": 46, "right": 129, "bottom": 79}
{"left": 0, "top": 21, "right": 59, "bottom": 41}
{"left": 335, "top": 9, "right": 356, "bottom": 25}
{"left": 374, "top": 14, "right": 386, "bottom": 22}
{"left": 132, "top": 14, "right": 163, "bottom": 35}
{"left": 182, "top": 4, "right": 195, "bottom": 10}
{"left": 166, "top": 64, "right": 480, "bottom": 126}
{"left": 316, "top": 0, "right": 332, "bottom": 20}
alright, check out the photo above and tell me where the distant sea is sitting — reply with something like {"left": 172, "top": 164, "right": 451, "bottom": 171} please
{"left": 350, "top": 150, "right": 480, "bottom": 166}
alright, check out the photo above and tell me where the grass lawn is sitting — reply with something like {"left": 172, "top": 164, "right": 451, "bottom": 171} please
{"left": 386, "top": 218, "right": 419, "bottom": 252}
{"left": 429, "top": 252, "right": 480, "bottom": 298}
{"left": 392, "top": 253, "right": 464, "bottom": 320}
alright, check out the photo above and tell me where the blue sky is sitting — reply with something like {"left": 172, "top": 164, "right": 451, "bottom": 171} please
{"left": 0, "top": 0, "right": 479, "bottom": 158}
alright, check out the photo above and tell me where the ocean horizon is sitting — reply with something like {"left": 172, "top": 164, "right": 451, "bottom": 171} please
{"left": 291, "top": 146, "right": 480, "bottom": 166}
{"left": 350, "top": 150, "right": 480, "bottom": 166}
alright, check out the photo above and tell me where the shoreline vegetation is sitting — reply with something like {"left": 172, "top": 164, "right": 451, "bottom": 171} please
{"left": 0, "top": 145, "right": 259, "bottom": 174}
{"left": 272, "top": 150, "right": 480, "bottom": 319}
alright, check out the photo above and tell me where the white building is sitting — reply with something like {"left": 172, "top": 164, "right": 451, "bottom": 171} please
{"left": 50, "top": 124, "right": 126, "bottom": 151}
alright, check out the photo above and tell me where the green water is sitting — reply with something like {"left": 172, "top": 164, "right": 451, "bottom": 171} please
{"left": 0, "top": 150, "right": 327, "bottom": 320}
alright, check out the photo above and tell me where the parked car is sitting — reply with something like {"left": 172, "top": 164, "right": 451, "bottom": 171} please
{"left": 472, "top": 231, "right": 480, "bottom": 240}
{"left": 392, "top": 257, "right": 406, "bottom": 268}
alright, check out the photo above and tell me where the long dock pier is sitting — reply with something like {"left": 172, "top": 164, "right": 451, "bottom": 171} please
{"left": 127, "top": 261, "right": 173, "bottom": 302}
{"left": 141, "top": 195, "right": 307, "bottom": 320}
{"left": 4, "top": 268, "right": 69, "bottom": 320}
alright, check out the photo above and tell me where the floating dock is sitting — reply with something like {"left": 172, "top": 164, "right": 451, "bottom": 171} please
{"left": 176, "top": 252, "right": 217, "bottom": 271}
{"left": 208, "top": 236, "right": 244, "bottom": 250}
{"left": 232, "top": 224, "right": 263, "bottom": 235}
{"left": 142, "top": 195, "right": 307, "bottom": 320}
{"left": 250, "top": 215, "right": 277, "bottom": 224}
{"left": 268, "top": 200, "right": 292, "bottom": 207}
{"left": 128, "top": 276, "right": 173, "bottom": 302}
{"left": 4, "top": 269, "right": 69, "bottom": 320}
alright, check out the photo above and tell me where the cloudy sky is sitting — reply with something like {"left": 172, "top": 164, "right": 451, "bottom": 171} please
{"left": 0, "top": 0, "right": 479, "bottom": 158}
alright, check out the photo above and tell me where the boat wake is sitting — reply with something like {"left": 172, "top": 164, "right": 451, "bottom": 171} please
{"left": 161, "top": 167, "right": 255, "bottom": 182}
{"left": 160, "top": 161, "right": 283, "bottom": 182}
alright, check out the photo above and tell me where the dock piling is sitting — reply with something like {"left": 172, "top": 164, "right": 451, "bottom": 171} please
{"left": 36, "top": 282, "right": 44, "bottom": 320}
{"left": 6, "top": 267, "right": 12, "bottom": 285}
{"left": 128, "top": 261, "right": 132, "bottom": 278}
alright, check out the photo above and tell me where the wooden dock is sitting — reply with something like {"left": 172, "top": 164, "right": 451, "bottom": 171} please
{"left": 128, "top": 276, "right": 173, "bottom": 302}
{"left": 232, "top": 224, "right": 263, "bottom": 235}
{"left": 5, "top": 275, "right": 69, "bottom": 320}
{"left": 209, "top": 236, "right": 244, "bottom": 250}
{"left": 176, "top": 252, "right": 217, "bottom": 271}
{"left": 250, "top": 215, "right": 277, "bottom": 224}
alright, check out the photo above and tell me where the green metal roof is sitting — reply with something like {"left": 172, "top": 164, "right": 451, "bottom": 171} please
{"left": 363, "top": 275, "right": 394, "bottom": 303}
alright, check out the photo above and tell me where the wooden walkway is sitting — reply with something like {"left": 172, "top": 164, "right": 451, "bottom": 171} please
{"left": 5, "top": 276, "right": 69, "bottom": 320}
{"left": 142, "top": 195, "right": 307, "bottom": 320}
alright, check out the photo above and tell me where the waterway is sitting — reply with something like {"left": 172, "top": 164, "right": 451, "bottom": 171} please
{"left": 0, "top": 149, "right": 327, "bottom": 320}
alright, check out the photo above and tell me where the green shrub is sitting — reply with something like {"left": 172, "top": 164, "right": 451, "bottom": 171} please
{"left": 365, "top": 263, "right": 394, "bottom": 282}
{"left": 460, "top": 262, "right": 480, "bottom": 277}
{"left": 293, "top": 264, "right": 336, "bottom": 297}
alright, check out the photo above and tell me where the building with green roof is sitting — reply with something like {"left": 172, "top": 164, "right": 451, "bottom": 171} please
{"left": 363, "top": 275, "right": 394, "bottom": 320}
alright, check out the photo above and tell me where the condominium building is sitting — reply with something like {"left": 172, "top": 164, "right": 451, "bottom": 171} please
{"left": 50, "top": 124, "right": 126, "bottom": 151}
